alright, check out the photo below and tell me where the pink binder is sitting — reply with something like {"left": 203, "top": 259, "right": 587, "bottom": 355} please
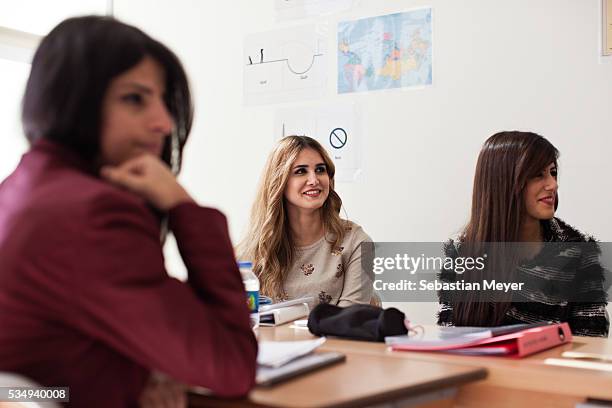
{"left": 389, "top": 323, "right": 572, "bottom": 357}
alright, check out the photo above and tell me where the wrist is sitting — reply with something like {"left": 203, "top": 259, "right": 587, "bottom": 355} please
{"left": 161, "top": 186, "right": 194, "bottom": 211}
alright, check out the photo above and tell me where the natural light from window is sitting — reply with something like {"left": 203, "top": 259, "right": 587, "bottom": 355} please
{"left": 0, "top": 58, "right": 29, "bottom": 180}
{"left": 0, "top": 0, "right": 108, "bottom": 35}
{"left": 0, "top": 0, "right": 109, "bottom": 180}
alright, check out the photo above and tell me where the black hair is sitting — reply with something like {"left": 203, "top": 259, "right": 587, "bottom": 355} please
{"left": 22, "top": 15, "right": 193, "bottom": 170}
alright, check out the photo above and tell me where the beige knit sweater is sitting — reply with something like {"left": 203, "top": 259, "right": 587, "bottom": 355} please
{"left": 283, "top": 221, "right": 374, "bottom": 307}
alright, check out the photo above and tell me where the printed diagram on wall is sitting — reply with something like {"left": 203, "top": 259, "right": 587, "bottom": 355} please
{"left": 244, "top": 25, "right": 328, "bottom": 105}
{"left": 338, "top": 8, "right": 432, "bottom": 94}
{"left": 275, "top": 0, "right": 355, "bottom": 21}
{"left": 275, "top": 103, "right": 362, "bottom": 182}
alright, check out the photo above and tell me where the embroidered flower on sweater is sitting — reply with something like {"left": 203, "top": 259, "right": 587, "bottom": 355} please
{"left": 335, "top": 263, "right": 344, "bottom": 278}
{"left": 318, "top": 291, "right": 332, "bottom": 304}
{"left": 301, "top": 263, "right": 314, "bottom": 276}
{"left": 331, "top": 247, "right": 344, "bottom": 256}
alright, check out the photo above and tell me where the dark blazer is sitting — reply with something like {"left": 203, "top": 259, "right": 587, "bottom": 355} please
{"left": 0, "top": 139, "right": 257, "bottom": 407}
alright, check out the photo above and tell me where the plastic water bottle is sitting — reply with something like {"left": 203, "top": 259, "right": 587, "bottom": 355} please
{"left": 238, "top": 261, "right": 259, "bottom": 329}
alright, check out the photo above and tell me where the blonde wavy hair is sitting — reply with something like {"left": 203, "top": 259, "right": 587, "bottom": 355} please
{"left": 237, "top": 136, "right": 346, "bottom": 300}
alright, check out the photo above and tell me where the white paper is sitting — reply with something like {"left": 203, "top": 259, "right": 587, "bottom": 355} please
{"left": 260, "top": 296, "right": 314, "bottom": 312}
{"left": 257, "top": 337, "right": 327, "bottom": 368}
{"left": 545, "top": 358, "right": 612, "bottom": 372}
{"left": 275, "top": 0, "right": 355, "bottom": 21}
{"left": 292, "top": 319, "right": 309, "bottom": 327}
{"left": 275, "top": 102, "right": 363, "bottom": 182}
{"left": 244, "top": 25, "right": 328, "bottom": 105}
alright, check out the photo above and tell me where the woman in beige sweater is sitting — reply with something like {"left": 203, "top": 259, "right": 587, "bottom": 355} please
{"left": 238, "top": 136, "right": 373, "bottom": 306}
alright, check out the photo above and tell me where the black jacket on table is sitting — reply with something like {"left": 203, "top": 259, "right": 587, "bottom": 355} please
{"left": 437, "top": 218, "right": 610, "bottom": 337}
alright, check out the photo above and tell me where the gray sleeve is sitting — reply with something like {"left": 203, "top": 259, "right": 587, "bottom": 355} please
{"left": 337, "top": 226, "right": 374, "bottom": 307}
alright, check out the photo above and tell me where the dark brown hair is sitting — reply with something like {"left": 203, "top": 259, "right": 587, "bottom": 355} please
{"left": 453, "top": 131, "right": 559, "bottom": 325}
{"left": 22, "top": 15, "right": 193, "bottom": 170}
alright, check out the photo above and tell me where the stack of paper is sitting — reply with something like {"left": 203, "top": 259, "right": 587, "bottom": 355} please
{"left": 257, "top": 337, "right": 326, "bottom": 368}
{"left": 256, "top": 338, "right": 346, "bottom": 386}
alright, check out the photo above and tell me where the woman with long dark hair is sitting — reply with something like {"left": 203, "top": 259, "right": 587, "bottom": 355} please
{"left": 438, "top": 131, "right": 609, "bottom": 337}
{"left": 0, "top": 16, "right": 256, "bottom": 407}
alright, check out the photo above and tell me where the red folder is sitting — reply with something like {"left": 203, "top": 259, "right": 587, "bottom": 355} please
{"left": 389, "top": 323, "right": 572, "bottom": 357}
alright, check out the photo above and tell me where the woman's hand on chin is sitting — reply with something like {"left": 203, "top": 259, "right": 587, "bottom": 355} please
{"left": 100, "top": 154, "right": 194, "bottom": 211}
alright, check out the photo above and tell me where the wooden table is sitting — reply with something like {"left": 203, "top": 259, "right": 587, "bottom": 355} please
{"left": 190, "top": 326, "right": 487, "bottom": 408}
{"left": 257, "top": 324, "right": 612, "bottom": 408}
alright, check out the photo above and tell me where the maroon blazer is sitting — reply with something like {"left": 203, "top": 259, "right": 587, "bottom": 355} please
{"left": 0, "top": 140, "right": 257, "bottom": 407}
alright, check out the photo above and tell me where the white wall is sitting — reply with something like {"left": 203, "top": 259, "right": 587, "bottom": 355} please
{"left": 114, "top": 0, "right": 612, "bottom": 324}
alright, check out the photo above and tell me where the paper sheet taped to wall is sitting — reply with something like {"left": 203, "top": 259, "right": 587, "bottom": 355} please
{"left": 244, "top": 25, "right": 328, "bottom": 105}
{"left": 275, "top": 0, "right": 355, "bottom": 21}
{"left": 275, "top": 103, "right": 363, "bottom": 182}
{"left": 338, "top": 8, "right": 433, "bottom": 94}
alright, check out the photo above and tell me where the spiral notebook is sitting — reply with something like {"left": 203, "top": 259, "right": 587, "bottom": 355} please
{"left": 256, "top": 338, "right": 345, "bottom": 386}
{"left": 256, "top": 352, "right": 346, "bottom": 386}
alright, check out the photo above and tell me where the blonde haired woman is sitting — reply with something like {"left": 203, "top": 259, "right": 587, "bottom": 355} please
{"left": 239, "top": 136, "right": 373, "bottom": 306}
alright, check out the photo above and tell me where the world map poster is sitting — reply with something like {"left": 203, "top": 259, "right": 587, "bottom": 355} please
{"left": 338, "top": 8, "right": 433, "bottom": 94}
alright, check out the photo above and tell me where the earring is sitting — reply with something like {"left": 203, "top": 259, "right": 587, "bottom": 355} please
{"left": 170, "top": 130, "right": 180, "bottom": 175}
